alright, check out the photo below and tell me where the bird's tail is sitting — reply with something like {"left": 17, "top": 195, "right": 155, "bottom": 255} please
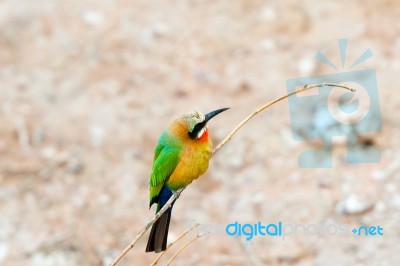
{"left": 145, "top": 209, "right": 172, "bottom": 253}
{"left": 146, "top": 186, "right": 174, "bottom": 253}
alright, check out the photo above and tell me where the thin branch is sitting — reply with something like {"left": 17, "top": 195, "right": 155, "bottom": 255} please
{"left": 165, "top": 232, "right": 209, "bottom": 266}
{"left": 212, "top": 82, "right": 355, "bottom": 156}
{"left": 150, "top": 223, "right": 199, "bottom": 266}
{"left": 109, "top": 82, "right": 355, "bottom": 266}
{"left": 110, "top": 190, "right": 183, "bottom": 266}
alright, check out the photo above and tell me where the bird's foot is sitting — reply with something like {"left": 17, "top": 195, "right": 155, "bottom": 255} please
{"left": 172, "top": 190, "right": 181, "bottom": 198}
{"left": 172, "top": 187, "right": 186, "bottom": 198}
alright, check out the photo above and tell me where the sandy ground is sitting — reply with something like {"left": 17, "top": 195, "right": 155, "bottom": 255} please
{"left": 1, "top": 0, "right": 400, "bottom": 265}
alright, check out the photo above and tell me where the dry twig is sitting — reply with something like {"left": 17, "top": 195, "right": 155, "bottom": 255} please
{"left": 165, "top": 232, "right": 209, "bottom": 266}
{"left": 150, "top": 223, "right": 199, "bottom": 266}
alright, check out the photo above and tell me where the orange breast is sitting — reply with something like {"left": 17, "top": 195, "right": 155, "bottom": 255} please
{"left": 166, "top": 138, "right": 212, "bottom": 190}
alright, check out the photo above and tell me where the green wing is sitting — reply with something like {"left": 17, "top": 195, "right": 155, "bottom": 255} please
{"left": 149, "top": 144, "right": 180, "bottom": 206}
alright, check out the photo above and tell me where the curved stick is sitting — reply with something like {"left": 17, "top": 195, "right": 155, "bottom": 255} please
{"left": 150, "top": 223, "right": 199, "bottom": 266}
{"left": 165, "top": 232, "right": 208, "bottom": 266}
{"left": 212, "top": 83, "right": 355, "bottom": 155}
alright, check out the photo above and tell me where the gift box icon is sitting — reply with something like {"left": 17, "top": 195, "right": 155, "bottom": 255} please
{"left": 286, "top": 40, "right": 382, "bottom": 168}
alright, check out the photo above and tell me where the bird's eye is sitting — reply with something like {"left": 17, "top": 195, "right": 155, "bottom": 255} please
{"left": 188, "top": 121, "right": 206, "bottom": 139}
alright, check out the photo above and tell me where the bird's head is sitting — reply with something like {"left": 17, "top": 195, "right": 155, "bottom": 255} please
{"left": 177, "top": 108, "right": 229, "bottom": 140}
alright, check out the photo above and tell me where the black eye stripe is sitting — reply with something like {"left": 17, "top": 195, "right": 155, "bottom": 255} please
{"left": 188, "top": 121, "right": 206, "bottom": 139}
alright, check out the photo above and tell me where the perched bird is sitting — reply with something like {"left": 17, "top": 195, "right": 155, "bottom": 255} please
{"left": 146, "top": 108, "right": 229, "bottom": 253}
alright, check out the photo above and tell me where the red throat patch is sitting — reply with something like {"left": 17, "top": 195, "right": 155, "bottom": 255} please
{"left": 198, "top": 128, "right": 209, "bottom": 141}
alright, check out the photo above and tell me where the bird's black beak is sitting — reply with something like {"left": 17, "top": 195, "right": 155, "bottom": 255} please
{"left": 204, "top": 107, "right": 229, "bottom": 123}
{"left": 188, "top": 108, "right": 229, "bottom": 139}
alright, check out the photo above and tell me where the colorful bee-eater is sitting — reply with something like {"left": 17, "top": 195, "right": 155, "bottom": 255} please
{"left": 145, "top": 108, "right": 229, "bottom": 253}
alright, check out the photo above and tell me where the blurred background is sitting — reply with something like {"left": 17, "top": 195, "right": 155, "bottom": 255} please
{"left": 1, "top": 0, "right": 399, "bottom": 265}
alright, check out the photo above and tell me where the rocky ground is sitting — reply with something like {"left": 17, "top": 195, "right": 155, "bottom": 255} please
{"left": 0, "top": 0, "right": 399, "bottom": 265}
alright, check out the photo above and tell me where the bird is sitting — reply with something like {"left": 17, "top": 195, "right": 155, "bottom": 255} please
{"left": 145, "top": 108, "right": 229, "bottom": 253}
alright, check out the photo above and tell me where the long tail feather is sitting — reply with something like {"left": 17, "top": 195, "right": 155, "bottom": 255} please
{"left": 145, "top": 210, "right": 171, "bottom": 252}
{"left": 146, "top": 186, "right": 174, "bottom": 253}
